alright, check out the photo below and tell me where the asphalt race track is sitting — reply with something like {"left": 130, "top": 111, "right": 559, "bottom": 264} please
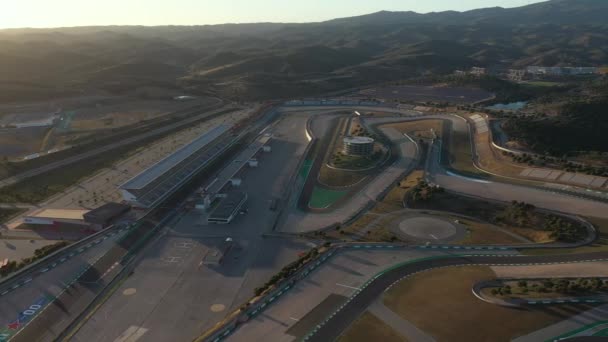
{"left": 305, "top": 252, "right": 608, "bottom": 342}
{"left": 6, "top": 104, "right": 608, "bottom": 342}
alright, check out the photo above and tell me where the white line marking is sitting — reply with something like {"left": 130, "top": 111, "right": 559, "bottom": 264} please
{"left": 430, "top": 234, "right": 438, "bottom": 240}
{"left": 289, "top": 317, "right": 300, "bottom": 322}
{"left": 336, "top": 283, "right": 361, "bottom": 291}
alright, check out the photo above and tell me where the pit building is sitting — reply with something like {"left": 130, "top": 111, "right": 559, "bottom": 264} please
{"left": 120, "top": 124, "right": 235, "bottom": 208}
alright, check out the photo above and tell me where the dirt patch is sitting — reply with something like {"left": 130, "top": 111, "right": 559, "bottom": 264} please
{"left": 492, "top": 262, "right": 608, "bottom": 279}
{"left": 383, "top": 266, "right": 598, "bottom": 342}
{"left": 522, "top": 216, "right": 608, "bottom": 256}
{"left": 385, "top": 120, "right": 443, "bottom": 140}
{"left": 338, "top": 311, "right": 407, "bottom": 342}
{"left": 475, "top": 131, "right": 526, "bottom": 176}
{"left": 371, "top": 171, "right": 423, "bottom": 214}
{"left": 456, "top": 219, "right": 525, "bottom": 245}
{"left": 319, "top": 166, "right": 368, "bottom": 187}
{"left": 287, "top": 293, "right": 348, "bottom": 339}
{"left": 510, "top": 227, "right": 554, "bottom": 243}
{"left": 0, "top": 127, "right": 48, "bottom": 159}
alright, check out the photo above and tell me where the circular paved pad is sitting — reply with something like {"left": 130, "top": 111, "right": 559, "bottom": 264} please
{"left": 210, "top": 304, "right": 226, "bottom": 312}
{"left": 397, "top": 216, "right": 460, "bottom": 242}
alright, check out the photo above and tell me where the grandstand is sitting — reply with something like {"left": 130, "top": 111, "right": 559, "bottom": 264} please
{"left": 120, "top": 124, "right": 236, "bottom": 208}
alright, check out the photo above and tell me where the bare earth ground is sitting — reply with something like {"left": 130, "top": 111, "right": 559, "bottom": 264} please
{"left": 0, "top": 127, "right": 49, "bottom": 158}
{"left": 455, "top": 218, "right": 526, "bottom": 245}
{"left": 0, "top": 239, "right": 62, "bottom": 261}
{"left": 383, "top": 266, "right": 599, "bottom": 342}
{"left": 523, "top": 216, "right": 608, "bottom": 256}
{"left": 338, "top": 311, "right": 407, "bottom": 342}
{"left": 492, "top": 262, "right": 608, "bottom": 279}
{"left": 384, "top": 120, "right": 444, "bottom": 140}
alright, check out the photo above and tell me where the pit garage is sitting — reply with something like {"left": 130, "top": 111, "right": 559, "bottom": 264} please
{"left": 207, "top": 192, "right": 248, "bottom": 224}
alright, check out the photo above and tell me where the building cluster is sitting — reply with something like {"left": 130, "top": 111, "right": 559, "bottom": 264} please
{"left": 526, "top": 66, "right": 598, "bottom": 76}
{"left": 456, "top": 65, "right": 603, "bottom": 81}
{"left": 455, "top": 67, "right": 487, "bottom": 76}
{"left": 507, "top": 69, "right": 527, "bottom": 82}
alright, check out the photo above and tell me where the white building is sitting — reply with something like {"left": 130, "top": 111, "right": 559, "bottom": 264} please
{"left": 343, "top": 136, "right": 375, "bottom": 156}
{"left": 24, "top": 209, "right": 89, "bottom": 226}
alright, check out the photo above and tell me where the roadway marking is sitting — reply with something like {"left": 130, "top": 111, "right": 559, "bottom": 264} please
{"left": 174, "top": 242, "right": 193, "bottom": 248}
{"left": 336, "top": 283, "right": 361, "bottom": 291}
{"left": 163, "top": 256, "right": 182, "bottom": 263}
{"left": 430, "top": 234, "right": 438, "bottom": 240}
{"left": 0, "top": 296, "right": 52, "bottom": 341}
{"left": 114, "top": 326, "right": 149, "bottom": 342}
{"left": 289, "top": 317, "right": 300, "bottom": 322}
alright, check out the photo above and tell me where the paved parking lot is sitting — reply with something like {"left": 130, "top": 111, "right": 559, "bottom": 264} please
{"left": 71, "top": 112, "right": 314, "bottom": 342}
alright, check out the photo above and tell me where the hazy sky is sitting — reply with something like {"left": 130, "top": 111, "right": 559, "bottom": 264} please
{"left": 0, "top": 0, "right": 547, "bottom": 29}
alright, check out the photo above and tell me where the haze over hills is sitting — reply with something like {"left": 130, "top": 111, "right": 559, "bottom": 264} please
{"left": 0, "top": 0, "right": 607, "bottom": 102}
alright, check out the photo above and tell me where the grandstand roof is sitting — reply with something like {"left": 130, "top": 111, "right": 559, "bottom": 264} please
{"left": 205, "top": 135, "right": 271, "bottom": 196}
{"left": 121, "top": 125, "right": 230, "bottom": 191}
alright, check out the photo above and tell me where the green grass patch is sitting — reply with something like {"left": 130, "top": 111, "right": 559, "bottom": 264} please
{"left": 309, "top": 186, "right": 347, "bottom": 209}
{"left": 522, "top": 81, "right": 564, "bottom": 87}
{"left": 299, "top": 160, "right": 313, "bottom": 179}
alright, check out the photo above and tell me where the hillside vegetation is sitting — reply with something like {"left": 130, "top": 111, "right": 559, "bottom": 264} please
{"left": 1, "top": 0, "right": 607, "bottom": 102}
{"left": 503, "top": 78, "right": 608, "bottom": 156}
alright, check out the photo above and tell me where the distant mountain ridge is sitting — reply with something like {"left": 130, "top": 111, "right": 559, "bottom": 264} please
{"left": 0, "top": 0, "right": 607, "bottom": 102}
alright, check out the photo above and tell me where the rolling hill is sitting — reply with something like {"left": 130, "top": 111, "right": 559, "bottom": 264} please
{"left": 0, "top": 0, "right": 607, "bottom": 102}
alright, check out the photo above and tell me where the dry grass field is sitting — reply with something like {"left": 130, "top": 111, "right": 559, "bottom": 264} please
{"left": 339, "top": 311, "right": 407, "bottom": 342}
{"left": 383, "top": 266, "right": 598, "bottom": 342}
